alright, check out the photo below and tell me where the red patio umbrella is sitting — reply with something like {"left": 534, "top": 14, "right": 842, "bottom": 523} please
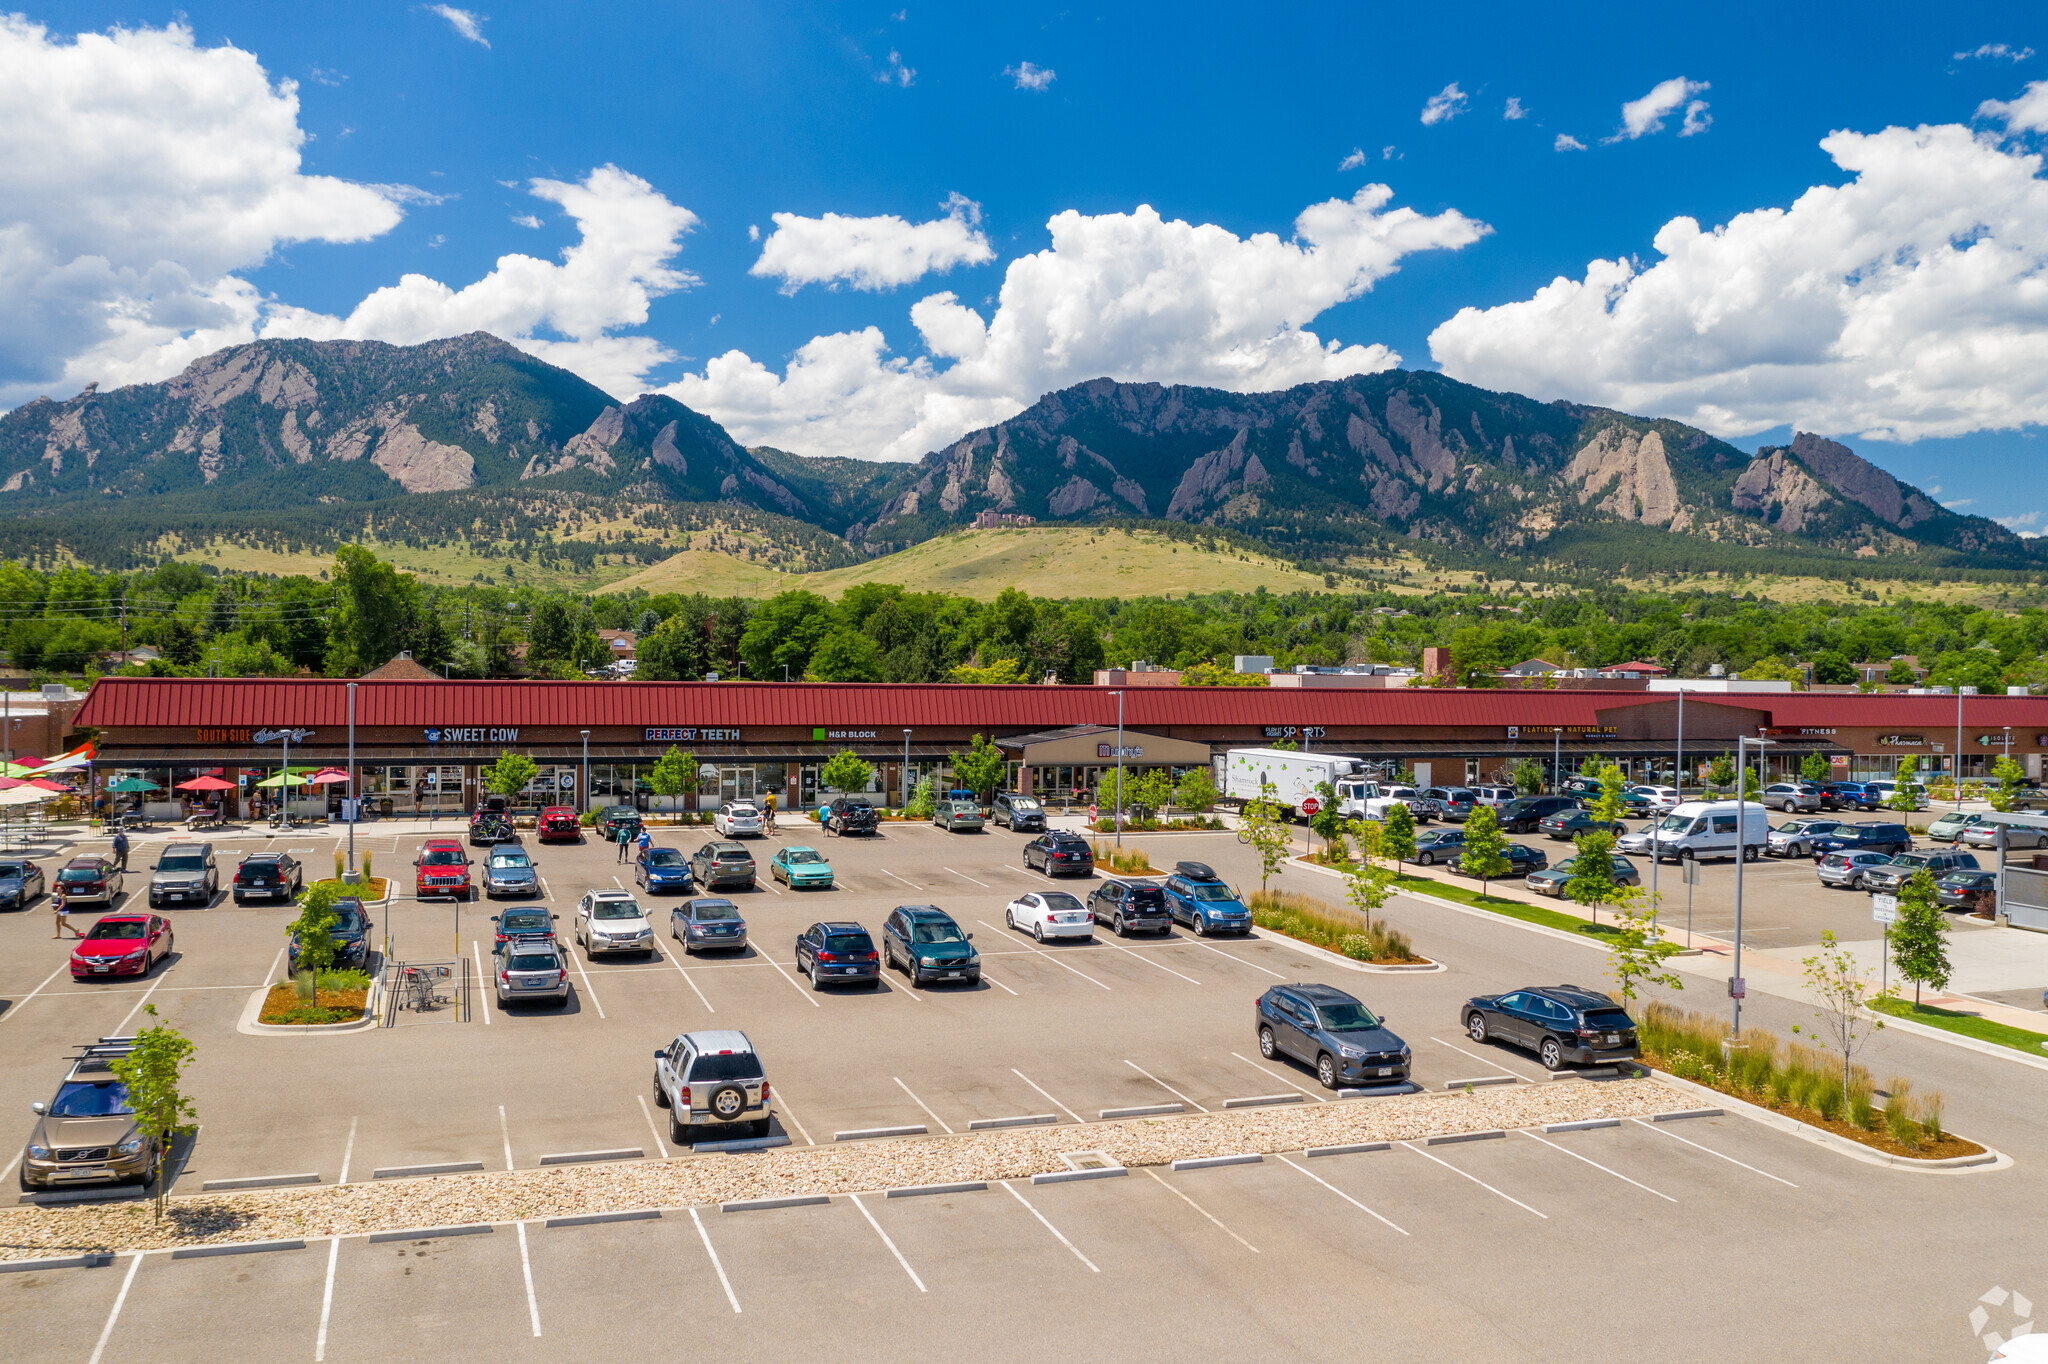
{"left": 0, "top": 777, "right": 24, "bottom": 790}
{"left": 26, "top": 779, "right": 69, "bottom": 792}
{"left": 176, "top": 775, "right": 237, "bottom": 792}
{"left": 305, "top": 768, "right": 352, "bottom": 786}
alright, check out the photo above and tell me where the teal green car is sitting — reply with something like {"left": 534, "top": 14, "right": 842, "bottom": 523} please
{"left": 769, "top": 845, "right": 835, "bottom": 889}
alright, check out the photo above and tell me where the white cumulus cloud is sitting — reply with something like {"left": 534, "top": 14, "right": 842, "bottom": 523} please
{"left": 1555, "top": 134, "right": 1587, "bottom": 151}
{"left": 749, "top": 194, "right": 993, "bottom": 294}
{"left": 1005, "top": 61, "right": 1055, "bottom": 91}
{"left": 1613, "top": 76, "right": 1710, "bottom": 140}
{"left": 1338, "top": 147, "right": 1367, "bottom": 171}
{"left": 1981, "top": 79, "right": 2048, "bottom": 133}
{"left": 1504, "top": 97, "right": 1527, "bottom": 120}
{"left": 427, "top": 5, "right": 489, "bottom": 48}
{"left": 669, "top": 185, "right": 1490, "bottom": 461}
{"left": 0, "top": 16, "right": 408, "bottom": 403}
{"left": 1428, "top": 122, "right": 2048, "bottom": 444}
{"left": 1958, "top": 43, "right": 2034, "bottom": 62}
{"left": 1420, "top": 82, "right": 1468, "bottom": 125}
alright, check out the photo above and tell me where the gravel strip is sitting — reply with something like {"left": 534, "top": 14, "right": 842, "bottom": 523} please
{"left": 0, "top": 1080, "right": 1680, "bottom": 1257}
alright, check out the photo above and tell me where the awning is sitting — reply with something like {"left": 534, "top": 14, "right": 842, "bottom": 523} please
{"left": 91, "top": 742, "right": 968, "bottom": 765}
{"left": 1286, "top": 737, "right": 1849, "bottom": 762}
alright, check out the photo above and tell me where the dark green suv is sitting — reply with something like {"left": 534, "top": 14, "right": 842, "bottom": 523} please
{"left": 880, "top": 905, "right": 980, "bottom": 987}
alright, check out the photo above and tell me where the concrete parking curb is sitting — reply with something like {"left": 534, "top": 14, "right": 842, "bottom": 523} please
{"left": 1544, "top": 1119, "right": 1621, "bottom": 1133}
{"left": 171, "top": 1239, "right": 305, "bottom": 1259}
{"left": 371, "top": 1161, "right": 484, "bottom": 1180}
{"left": 235, "top": 982, "right": 379, "bottom": 1037}
{"left": 1861, "top": 1009, "right": 2048, "bottom": 1076}
{"left": 0, "top": 1253, "right": 115, "bottom": 1273}
{"left": 968, "top": 1115, "right": 1058, "bottom": 1130}
{"left": 1222, "top": 1094, "right": 1303, "bottom": 1109}
{"left": 1030, "top": 1167, "right": 1127, "bottom": 1185}
{"left": 1305, "top": 1141, "right": 1391, "bottom": 1158}
{"left": 1653, "top": 1109, "right": 1723, "bottom": 1122}
{"left": 693, "top": 1135, "right": 791, "bottom": 1154}
{"left": 1100, "top": 1103, "right": 1183, "bottom": 1119}
{"left": 1336, "top": 1083, "right": 1419, "bottom": 1098}
{"left": 1644, "top": 1071, "right": 2011, "bottom": 1173}
{"left": 1170, "top": 1154, "right": 1262, "bottom": 1171}
{"left": 1426, "top": 1129, "right": 1506, "bottom": 1146}
{"left": 833, "top": 1125, "right": 927, "bottom": 1141}
{"left": 720, "top": 1195, "right": 831, "bottom": 1212}
{"left": 201, "top": 1174, "right": 320, "bottom": 1191}
{"left": 1443, "top": 1076, "right": 1519, "bottom": 1089}
{"left": 545, "top": 1210, "right": 661, "bottom": 1228}
{"left": 886, "top": 1180, "right": 987, "bottom": 1198}
{"left": 538, "top": 1149, "right": 643, "bottom": 1166}
{"left": 366, "top": 1224, "right": 492, "bottom": 1244}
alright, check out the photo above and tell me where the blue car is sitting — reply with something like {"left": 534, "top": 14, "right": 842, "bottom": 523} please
{"left": 1808, "top": 822, "right": 1912, "bottom": 860}
{"left": 635, "top": 846, "right": 694, "bottom": 893}
{"left": 1163, "top": 860, "right": 1251, "bottom": 936}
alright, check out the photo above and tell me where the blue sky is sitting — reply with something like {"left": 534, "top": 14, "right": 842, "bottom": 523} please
{"left": 8, "top": 2, "right": 2048, "bottom": 524}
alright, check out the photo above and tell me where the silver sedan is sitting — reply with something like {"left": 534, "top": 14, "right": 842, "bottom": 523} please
{"left": 670, "top": 897, "right": 749, "bottom": 954}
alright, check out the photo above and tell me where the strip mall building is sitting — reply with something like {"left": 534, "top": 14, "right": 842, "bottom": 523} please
{"left": 75, "top": 677, "right": 2048, "bottom": 819}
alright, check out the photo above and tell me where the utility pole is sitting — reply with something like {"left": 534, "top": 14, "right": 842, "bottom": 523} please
{"left": 1114, "top": 689, "right": 1126, "bottom": 848}
{"left": 346, "top": 682, "right": 357, "bottom": 880}
{"left": 1731, "top": 733, "right": 1774, "bottom": 1038}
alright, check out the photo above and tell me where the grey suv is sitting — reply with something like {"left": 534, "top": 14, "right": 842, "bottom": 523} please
{"left": 652, "top": 1029, "right": 774, "bottom": 1143}
{"left": 1862, "top": 849, "right": 1979, "bottom": 893}
{"left": 148, "top": 843, "right": 217, "bottom": 908}
{"left": 1255, "top": 984, "right": 1411, "bottom": 1090}
{"left": 1761, "top": 782, "right": 1821, "bottom": 813}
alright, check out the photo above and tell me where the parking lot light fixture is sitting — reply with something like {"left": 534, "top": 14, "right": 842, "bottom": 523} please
{"left": 581, "top": 730, "right": 590, "bottom": 817}
{"left": 903, "top": 730, "right": 912, "bottom": 809}
{"left": 1732, "top": 733, "right": 1775, "bottom": 1038}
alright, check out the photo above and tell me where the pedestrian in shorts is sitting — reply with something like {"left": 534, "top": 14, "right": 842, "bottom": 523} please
{"left": 51, "top": 883, "right": 80, "bottom": 939}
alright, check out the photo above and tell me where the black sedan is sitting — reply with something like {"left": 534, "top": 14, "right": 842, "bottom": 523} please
{"left": 1937, "top": 869, "right": 1998, "bottom": 913}
{"left": 1024, "top": 833, "right": 1095, "bottom": 876}
{"left": 290, "top": 897, "right": 374, "bottom": 970}
{"left": 1537, "top": 810, "right": 1628, "bottom": 841}
{"left": 1463, "top": 984, "right": 1640, "bottom": 1071}
{"left": 1255, "top": 983, "right": 1411, "bottom": 1090}
{"left": 1447, "top": 843, "right": 1548, "bottom": 876}
{"left": 0, "top": 858, "right": 45, "bottom": 910}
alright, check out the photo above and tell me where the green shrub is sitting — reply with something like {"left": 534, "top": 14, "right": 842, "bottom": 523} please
{"left": 1848, "top": 1081, "right": 1879, "bottom": 1133}
{"left": 1249, "top": 890, "right": 1413, "bottom": 961}
{"left": 1811, "top": 1077, "right": 1845, "bottom": 1124}
{"left": 293, "top": 969, "right": 316, "bottom": 1003}
{"left": 317, "top": 968, "right": 372, "bottom": 991}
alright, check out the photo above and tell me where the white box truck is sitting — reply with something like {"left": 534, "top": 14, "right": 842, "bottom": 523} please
{"left": 1617, "top": 800, "right": 1771, "bottom": 863}
{"left": 1224, "top": 749, "right": 1420, "bottom": 821}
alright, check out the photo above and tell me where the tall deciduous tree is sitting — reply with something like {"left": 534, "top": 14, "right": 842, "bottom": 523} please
{"left": 1459, "top": 804, "right": 1511, "bottom": 896}
{"left": 480, "top": 750, "right": 538, "bottom": 801}
{"left": 1888, "top": 867, "right": 1951, "bottom": 1006}
{"left": 646, "top": 745, "right": 699, "bottom": 816}
{"left": 948, "top": 733, "right": 1008, "bottom": 802}
{"left": 326, "top": 545, "right": 422, "bottom": 676}
{"left": 1174, "top": 767, "right": 1219, "bottom": 813}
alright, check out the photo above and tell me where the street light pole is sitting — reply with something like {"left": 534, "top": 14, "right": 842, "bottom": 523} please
{"left": 1676, "top": 688, "right": 1685, "bottom": 794}
{"left": 346, "top": 682, "right": 357, "bottom": 879}
{"left": 1732, "top": 733, "right": 1774, "bottom": 1038}
{"left": 1956, "top": 687, "right": 1965, "bottom": 813}
{"left": 902, "top": 729, "right": 912, "bottom": 810}
{"left": 580, "top": 730, "right": 590, "bottom": 818}
{"left": 1113, "top": 690, "right": 1125, "bottom": 848}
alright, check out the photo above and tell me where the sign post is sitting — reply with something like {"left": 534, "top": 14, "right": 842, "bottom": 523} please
{"left": 1301, "top": 796, "right": 1320, "bottom": 816}
{"left": 1872, "top": 892, "right": 1899, "bottom": 996}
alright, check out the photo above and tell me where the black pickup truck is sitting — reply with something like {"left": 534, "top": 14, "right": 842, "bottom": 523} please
{"left": 822, "top": 796, "right": 880, "bottom": 836}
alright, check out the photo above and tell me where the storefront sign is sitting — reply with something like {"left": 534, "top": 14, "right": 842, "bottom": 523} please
{"left": 196, "top": 728, "right": 256, "bottom": 744}
{"left": 1263, "top": 726, "right": 1327, "bottom": 740}
{"left": 425, "top": 727, "right": 520, "bottom": 744}
{"left": 1876, "top": 734, "right": 1926, "bottom": 746}
{"left": 1098, "top": 744, "right": 1143, "bottom": 758}
{"left": 646, "top": 727, "right": 740, "bottom": 743}
{"left": 252, "top": 728, "right": 315, "bottom": 744}
{"left": 1507, "top": 725, "right": 1616, "bottom": 737}
{"left": 812, "top": 728, "right": 878, "bottom": 741}
{"left": 1762, "top": 727, "right": 1837, "bottom": 737}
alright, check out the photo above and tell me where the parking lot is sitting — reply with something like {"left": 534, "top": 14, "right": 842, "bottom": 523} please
{"left": 3, "top": 812, "right": 2046, "bottom": 1359}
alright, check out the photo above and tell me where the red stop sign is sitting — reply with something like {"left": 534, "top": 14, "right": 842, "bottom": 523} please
{"left": 1301, "top": 796, "right": 1320, "bottom": 815}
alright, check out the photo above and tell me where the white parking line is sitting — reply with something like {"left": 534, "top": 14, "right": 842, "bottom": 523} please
{"left": 338, "top": 1116, "right": 357, "bottom": 1184}
{"left": 1518, "top": 1129, "right": 1675, "bottom": 1201}
{"left": 1124, "top": 1059, "right": 1209, "bottom": 1113}
{"left": 1186, "top": 941, "right": 1286, "bottom": 979}
{"left": 1629, "top": 1118, "right": 1798, "bottom": 1186}
{"left": 0, "top": 961, "right": 66, "bottom": 1026}
{"left": 771, "top": 1087, "right": 815, "bottom": 1146}
{"left": 943, "top": 866, "right": 990, "bottom": 888}
{"left": 499, "top": 1105, "right": 515, "bottom": 1171}
{"left": 315, "top": 1237, "right": 339, "bottom": 1360}
{"left": 894, "top": 1077, "right": 954, "bottom": 1134}
{"left": 86, "top": 1252, "right": 143, "bottom": 1364}
{"left": 568, "top": 942, "right": 606, "bottom": 1019}
{"left": 1096, "top": 941, "right": 1201, "bottom": 984}
{"left": 1143, "top": 1167, "right": 1260, "bottom": 1252}
{"left": 539, "top": 877, "right": 552, "bottom": 900}
{"left": 764, "top": 957, "right": 822, "bottom": 1008}
{"left": 515, "top": 1221, "right": 542, "bottom": 1336}
{"left": 652, "top": 942, "right": 716, "bottom": 1011}
{"left": 978, "top": 969, "right": 1020, "bottom": 996}
{"left": 111, "top": 972, "right": 170, "bottom": 1036}
{"left": 1274, "top": 1154, "right": 1408, "bottom": 1235}
{"left": 1010, "top": 1068, "right": 1084, "bottom": 1124}
{"left": 1430, "top": 1034, "right": 1542, "bottom": 1079}
{"left": 472, "top": 943, "right": 491, "bottom": 1025}
{"left": 690, "top": 1207, "right": 742, "bottom": 1312}
{"left": 638, "top": 1093, "right": 671, "bottom": 1158}
{"left": 882, "top": 868, "right": 922, "bottom": 891}
{"left": 1231, "top": 1051, "right": 1327, "bottom": 1102}
{"left": 265, "top": 944, "right": 285, "bottom": 986}
{"left": 1402, "top": 1141, "right": 1548, "bottom": 1217}
{"left": 998, "top": 1180, "right": 1099, "bottom": 1272}
{"left": 850, "top": 1193, "right": 927, "bottom": 1291}
{"left": 975, "top": 919, "right": 1111, "bottom": 990}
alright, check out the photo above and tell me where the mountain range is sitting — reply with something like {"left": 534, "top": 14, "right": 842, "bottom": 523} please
{"left": 0, "top": 331, "right": 2033, "bottom": 577}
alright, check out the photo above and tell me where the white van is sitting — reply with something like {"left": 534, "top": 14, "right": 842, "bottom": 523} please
{"left": 1633, "top": 800, "right": 1772, "bottom": 864}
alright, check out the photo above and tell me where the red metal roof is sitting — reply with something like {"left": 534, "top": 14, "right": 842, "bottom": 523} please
{"left": 74, "top": 677, "right": 2048, "bottom": 733}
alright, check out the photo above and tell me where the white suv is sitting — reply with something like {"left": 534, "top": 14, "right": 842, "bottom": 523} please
{"left": 714, "top": 802, "right": 763, "bottom": 837}
{"left": 576, "top": 889, "right": 654, "bottom": 957}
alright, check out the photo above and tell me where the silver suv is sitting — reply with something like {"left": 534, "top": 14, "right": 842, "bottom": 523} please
{"left": 652, "top": 1029, "right": 773, "bottom": 1144}
{"left": 1762, "top": 783, "right": 1820, "bottom": 813}
{"left": 148, "top": 843, "right": 217, "bottom": 908}
{"left": 494, "top": 939, "right": 569, "bottom": 1007}
{"left": 1817, "top": 850, "right": 1896, "bottom": 889}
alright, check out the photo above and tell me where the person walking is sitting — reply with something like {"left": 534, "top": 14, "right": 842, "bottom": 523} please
{"left": 51, "top": 881, "right": 80, "bottom": 939}
{"left": 616, "top": 821, "right": 633, "bottom": 862}
{"left": 763, "top": 790, "right": 777, "bottom": 835}
{"left": 635, "top": 825, "right": 653, "bottom": 865}
{"left": 111, "top": 828, "right": 130, "bottom": 873}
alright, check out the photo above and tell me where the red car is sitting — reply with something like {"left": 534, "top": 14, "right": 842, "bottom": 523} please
{"left": 71, "top": 913, "right": 174, "bottom": 980}
{"left": 414, "top": 839, "right": 473, "bottom": 900}
{"left": 538, "top": 806, "right": 582, "bottom": 843}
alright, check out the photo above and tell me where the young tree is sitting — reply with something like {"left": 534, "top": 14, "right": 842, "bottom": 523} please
{"left": 1800, "top": 750, "right": 1831, "bottom": 783}
{"left": 905, "top": 774, "right": 937, "bottom": 820}
{"left": 108, "top": 1004, "right": 197, "bottom": 1221}
{"left": 1989, "top": 755, "right": 2027, "bottom": 814}
{"left": 948, "top": 733, "right": 1009, "bottom": 802}
{"left": 1308, "top": 779, "right": 1345, "bottom": 854}
{"left": 1174, "top": 767, "right": 1219, "bottom": 813}
{"left": 646, "top": 745, "right": 700, "bottom": 817}
{"left": 480, "top": 750, "right": 539, "bottom": 802}
{"left": 1132, "top": 768, "right": 1176, "bottom": 821}
{"left": 1888, "top": 867, "right": 1952, "bottom": 1006}
{"left": 1794, "top": 929, "right": 1885, "bottom": 1104}
{"left": 1707, "top": 753, "right": 1735, "bottom": 796}
{"left": 1240, "top": 777, "right": 1294, "bottom": 891}
{"left": 285, "top": 881, "right": 344, "bottom": 975}
{"left": 1341, "top": 818, "right": 1395, "bottom": 934}
{"left": 1887, "top": 757, "right": 1921, "bottom": 813}
{"left": 1459, "top": 804, "right": 1511, "bottom": 896}
{"left": 1565, "top": 762, "right": 1630, "bottom": 924}
{"left": 1511, "top": 759, "right": 1543, "bottom": 796}
{"left": 1606, "top": 897, "right": 1686, "bottom": 1002}
{"left": 1380, "top": 802, "right": 1416, "bottom": 868}
{"left": 819, "top": 749, "right": 875, "bottom": 798}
